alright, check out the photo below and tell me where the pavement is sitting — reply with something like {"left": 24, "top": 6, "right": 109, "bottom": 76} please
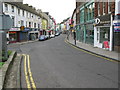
{"left": 14, "top": 39, "right": 38, "bottom": 45}
{"left": 0, "top": 51, "right": 17, "bottom": 89}
{"left": 66, "top": 34, "right": 120, "bottom": 61}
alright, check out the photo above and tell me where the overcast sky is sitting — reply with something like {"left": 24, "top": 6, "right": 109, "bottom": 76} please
{"left": 23, "top": 0, "right": 75, "bottom": 23}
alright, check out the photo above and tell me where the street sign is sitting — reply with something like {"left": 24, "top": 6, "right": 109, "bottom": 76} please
{"left": 0, "top": 15, "right": 13, "bottom": 31}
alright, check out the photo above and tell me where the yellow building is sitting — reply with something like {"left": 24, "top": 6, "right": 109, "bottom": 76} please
{"left": 42, "top": 19, "right": 47, "bottom": 30}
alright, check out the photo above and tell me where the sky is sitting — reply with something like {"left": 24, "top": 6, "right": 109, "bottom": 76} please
{"left": 23, "top": 0, "right": 76, "bottom": 23}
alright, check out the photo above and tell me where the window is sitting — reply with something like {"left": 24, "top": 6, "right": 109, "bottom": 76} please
{"left": 38, "top": 24, "right": 40, "bottom": 28}
{"left": 18, "top": 9, "right": 20, "bottom": 15}
{"left": 34, "top": 23, "right": 36, "bottom": 28}
{"left": 21, "top": 20, "right": 24, "bottom": 26}
{"left": 29, "top": 22, "right": 31, "bottom": 27}
{"left": 31, "top": 14, "right": 33, "bottom": 18}
{"left": 92, "top": 3, "right": 95, "bottom": 19}
{"left": 22, "top": 10, "right": 24, "bottom": 16}
{"left": 12, "top": 16, "right": 15, "bottom": 27}
{"left": 5, "top": 4, "right": 8, "bottom": 11}
{"left": 103, "top": 2, "right": 105, "bottom": 14}
{"left": 98, "top": 3, "right": 100, "bottom": 16}
{"left": 80, "top": 9, "right": 84, "bottom": 23}
{"left": 26, "top": 12, "right": 28, "bottom": 18}
{"left": 11, "top": 6, "right": 14, "bottom": 13}
{"left": 29, "top": 13, "right": 31, "bottom": 18}
{"left": 26, "top": 21, "right": 27, "bottom": 27}
{"left": 108, "top": 2, "right": 112, "bottom": 13}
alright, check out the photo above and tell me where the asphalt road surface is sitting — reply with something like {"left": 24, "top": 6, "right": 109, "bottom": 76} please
{"left": 8, "top": 34, "right": 119, "bottom": 88}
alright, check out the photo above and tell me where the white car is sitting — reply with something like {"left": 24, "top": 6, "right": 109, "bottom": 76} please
{"left": 50, "top": 34, "right": 55, "bottom": 38}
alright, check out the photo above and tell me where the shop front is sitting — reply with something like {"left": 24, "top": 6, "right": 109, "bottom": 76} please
{"left": 29, "top": 29, "right": 39, "bottom": 40}
{"left": 19, "top": 28, "right": 31, "bottom": 42}
{"left": 9, "top": 27, "right": 20, "bottom": 43}
{"left": 85, "top": 24, "right": 94, "bottom": 45}
{"left": 94, "top": 14, "right": 112, "bottom": 50}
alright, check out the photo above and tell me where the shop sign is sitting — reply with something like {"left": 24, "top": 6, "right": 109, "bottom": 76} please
{"left": 22, "top": 28, "right": 30, "bottom": 32}
{"left": 9, "top": 31, "right": 16, "bottom": 34}
{"left": 95, "top": 14, "right": 111, "bottom": 26}
{"left": 20, "top": 26, "right": 25, "bottom": 31}
{"left": 9, "top": 28, "right": 20, "bottom": 31}
{"left": 113, "top": 20, "right": 120, "bottom": 32}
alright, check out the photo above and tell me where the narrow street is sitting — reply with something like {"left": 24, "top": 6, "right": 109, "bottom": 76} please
{"left": 8, "top": 35, "right": 119, "bottom": 88}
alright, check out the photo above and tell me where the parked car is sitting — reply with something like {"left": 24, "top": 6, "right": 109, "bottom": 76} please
{"left": 45, "top": 35, "right": 50, "bottom": 40}
{"left": 38, "top": 35, "right": 46, "bottom": 41}
{"left": 50, "top": 34, "right": 55, "bottom": 38}
{"left": 55, "top": 33, "right": 60, "bottom": 36}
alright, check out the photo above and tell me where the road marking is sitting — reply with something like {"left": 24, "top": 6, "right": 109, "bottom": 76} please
{"left": 23, "top": 54, "right": 31, "bottom": 90}
{"left": 23, "top": 54, "right": 36, "bottom": 90}
{"left": 27, "top": 55, "right": 36, "bottom": 90}
{"left": 64, "top": 40, "right": 119, "bottom": 63}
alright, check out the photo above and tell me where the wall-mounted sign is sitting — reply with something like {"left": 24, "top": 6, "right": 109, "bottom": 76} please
{"left": 20, "top": 26, "right": 25, "bottom": 31}
{"left": 113, "top": 20, "right": 120, "bottom": 32}
{"left": 9, "top": 31, "right": 16, "bottom": 34}
{"left": 9, "top": 28, "right": 20, "bottom": 31}
{"left": 95, "top": 18, "right": 100, "bottom": 24}
{"left": 95, "top": 14, "right": 111, "bottom": 26}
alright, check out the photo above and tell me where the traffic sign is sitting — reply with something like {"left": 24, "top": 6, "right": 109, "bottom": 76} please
{"left": 0, "top": 15, "right": 13, "bottom": 31}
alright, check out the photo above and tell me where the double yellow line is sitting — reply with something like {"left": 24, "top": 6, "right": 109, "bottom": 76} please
{"left": 23, "top": 54, "right": 36, "bottom": 90}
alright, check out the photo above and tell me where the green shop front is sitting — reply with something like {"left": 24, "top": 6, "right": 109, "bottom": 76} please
{"left": 76, "top": 1, "right": 94, "bottom": 45}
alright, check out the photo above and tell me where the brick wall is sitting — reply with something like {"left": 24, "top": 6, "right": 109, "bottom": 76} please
{"left": 94, "top": 2, "right": 115, "bottom": 17}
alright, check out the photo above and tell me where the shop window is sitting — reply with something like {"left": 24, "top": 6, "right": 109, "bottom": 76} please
{"left": 9, "top": 32, "right": 17, "bottom": 42}
{"left": 100, "top": 27, "right": 110, "bottom": 43}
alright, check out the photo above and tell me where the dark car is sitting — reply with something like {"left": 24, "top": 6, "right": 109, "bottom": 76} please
{"left": 38, "top": 35, "right": 46, "bottom": 41}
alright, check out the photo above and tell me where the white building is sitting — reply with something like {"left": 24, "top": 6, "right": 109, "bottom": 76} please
{"left": 3, "top": 2, "right": 42, "bottom": 43}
